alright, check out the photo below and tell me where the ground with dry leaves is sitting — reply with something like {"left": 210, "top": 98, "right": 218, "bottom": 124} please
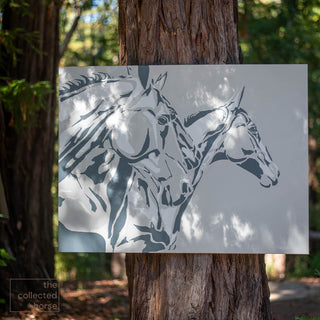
{"left": 1, "top": 280, "right": 129, "bottom": 320}
{"left": 0, "top": 279, "right": 319, "bottom": 319}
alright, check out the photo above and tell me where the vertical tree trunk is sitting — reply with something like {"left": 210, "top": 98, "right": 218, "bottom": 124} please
{"left": 0, "top": 0, "right": 59, "bottom": 304}
{"left": 119, "top": 1, "right": 272, "bottom": 319}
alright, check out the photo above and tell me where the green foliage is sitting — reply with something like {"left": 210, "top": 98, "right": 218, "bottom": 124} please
{"left": 0, "top": 1, "right": 34, "bottom": 66}
{"left": 0, "top": 29, "right": 22, "bottom": 67}
{"left": 309, "top": 252, "right": 320, "bottom": 277}
{"left": 288, "top": 255, "right": 311, "bottom": 277}
{"left": 0, "top": 30, "right": 41, "bottom": 68}
{"left": 0, "top": 248, "right": 15, "bottom": 267}
{"left": 60, "top": 0, "right": 118, "bottom": 66}
{"left": 62, "top": 0, "right": 93, "bottom": 11}
{"left": 55, "top": 252, "right": 112, "bottom": 281}
{"left": 0, "top": 1, "right": 53, "bottom": 132}
{"left": 310, "top": 203, "right": 320, "bottom": 231}
{"left": 288, "top": 252, "right": 320, "bottom": 278}
{"left": 0, "top": 0, "right": 31, "bottom": 16}
{"left": 296, "top": 317, "right": 320, "bottom": 320}
{"left": 0, "top": 79, "right": 52, "bottom": 131}
{"left": 0, "top": 247, "right": 15, "bottom": 304}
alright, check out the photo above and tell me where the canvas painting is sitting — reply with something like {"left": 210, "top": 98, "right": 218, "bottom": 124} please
{"left": 58, "top": 65, "right": 308, "bottom": 253}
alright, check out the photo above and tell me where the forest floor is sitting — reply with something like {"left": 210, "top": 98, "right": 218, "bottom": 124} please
{"left": 270, "top": 278, "right": 320, "bottom": 320}
{"left": 0, "top": 278, "right": 319, "bottom": 319}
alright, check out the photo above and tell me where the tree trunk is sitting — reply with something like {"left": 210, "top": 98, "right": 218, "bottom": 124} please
{"left": 0, "top": 0, "right": 59, "bottom": 304}
{"left": 119, "top": 1, "right": 272, "bottom": 319}
{"left": 111, "top": 253, "right": 127, "bottom": 280}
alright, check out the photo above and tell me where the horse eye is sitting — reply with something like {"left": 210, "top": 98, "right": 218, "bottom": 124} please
{"left": 249, "top": 126, "right": 259, "bottom": 137}
{"left": 158, "top": 115, "right": 169, "bottom": 125}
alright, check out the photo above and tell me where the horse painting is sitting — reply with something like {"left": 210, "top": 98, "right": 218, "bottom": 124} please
{"left": 58, "top": 66, "right": 280, "bottom": 252}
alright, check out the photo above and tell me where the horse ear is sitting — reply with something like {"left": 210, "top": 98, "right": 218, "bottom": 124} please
{"left": 138, "top": 65, "right": 150, "bottom": 89}
{"left": 226, "top": 87, "right": 245, "bottom": 112}
{"left": 127, "top": 66, "right": 133, "bottom": 76}
{"left": 153, "top": 72, "right": 167, "bottom": 90}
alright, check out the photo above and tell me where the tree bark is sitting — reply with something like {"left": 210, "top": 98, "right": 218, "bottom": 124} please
{"left": 119, "top": 0, "right": 272, "bottom": 319}
{"left": 59, "top": 6, "right": 82, "bottom": 60}
{"left": 0, "top": 0, "right": 60, "bottom": 305}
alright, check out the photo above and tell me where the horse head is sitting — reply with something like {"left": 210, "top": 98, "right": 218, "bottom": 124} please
{"left": 59, "top": 67, "right": 201, "bottom": 251}
{"left": 108, "top": 68, "right": 197, "bottom": 208}
{"left": 211, "top": 88, "right": 280, "bottom": 188}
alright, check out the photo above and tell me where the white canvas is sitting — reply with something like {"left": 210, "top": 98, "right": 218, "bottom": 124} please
{"left": 58, "top": 65, "right": 308, "bottom": 253}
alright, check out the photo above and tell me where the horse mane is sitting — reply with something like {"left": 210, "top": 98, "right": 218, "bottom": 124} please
{"left": 59, "top": 71, "right": 138, "bottom": 250}
{"left": 60, "top": 72, "right": 111, "bottom": 94}
{"left": 59, "top": 69, "right": 144, "bottom": 178}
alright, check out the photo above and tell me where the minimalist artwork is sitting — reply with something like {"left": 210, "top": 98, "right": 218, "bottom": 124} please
{"left": 58, "top": 65, "right": 308, "bottom": 253}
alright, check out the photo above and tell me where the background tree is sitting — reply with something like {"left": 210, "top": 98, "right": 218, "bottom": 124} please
{"left": 54, "top": 0, "right": 120, "bottom": 281}
{"left": 0, "top": 0, "right": 60, "bottom": 303}
{"left": 119, "top": 1, "right": 271, "bottom": 319}
{"left": 60, "top": 0, "right": 118, "bottom": 66}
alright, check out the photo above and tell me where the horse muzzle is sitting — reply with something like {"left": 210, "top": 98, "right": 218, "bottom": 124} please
{"left": 260, "top": 163, "right": 280, "bottom": 188}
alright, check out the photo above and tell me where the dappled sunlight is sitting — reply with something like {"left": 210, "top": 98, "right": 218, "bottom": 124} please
{"left": 58, "top": 67, "right": 70, "bottom": 85}
{"left": 224, "top": 127, "right": 238, "bottom": 150}
{"left": 218, "top": 77, "right": 232, "bottom": 96}
{"left": 185, "top": 72, "right": 236, "bottom": 111}
{"left": 60, "top": 67, "right": 269, "bottom": 251}
{"left": 58, "top": 65, "right": 307, "bottom": 253}
{"left": 223, "top": 224, "right": 230, "bottom": 248}
{"left": 259, "top": 227, "right": 276, "bottom": 251}
{"left": 181, "top": 199, "right": 203, "bottom": 242}
{"left": 127, "top": 184, "right": 146, "bottom": 209}
{"left": 211, "top": 212, "right": 224, "bottom": 225}
{"left": 286, "top": 210, "right": 309, "bottom": 253}
{"left": 208, "top": 213, "right": 255, "bottom": 249}
{"left": 88, "top": 94, "right": 99, "bottom": 106}
{"left": 187, "top": 86, "right": 226, "bottom": 109}
{"left": 59, "top": 184, "right": 109, "bottom": 233}
{"left": 106, "top": 108, "right": 128, "bottom": 134}
{"left": 59, "top": 280, "right": 129, "bottom": 318}
{"left": 187, "top": 108, "right": 227, "bottom": 144}
{"left": 294, "top": 108, "right": 308, "bottom": 135}
{"left": 230, "top": 214, "right": 255, "bottom": 242}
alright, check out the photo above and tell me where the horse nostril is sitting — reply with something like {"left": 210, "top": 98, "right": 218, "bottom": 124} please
{"left": 277, "top": 171, "right": 280, "bottom": 178}
{"left": 182, "top": 182, "right": 188, "bottom": 193}
{"left": 181, "top": 181, "right": 193, "bottom": 194}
